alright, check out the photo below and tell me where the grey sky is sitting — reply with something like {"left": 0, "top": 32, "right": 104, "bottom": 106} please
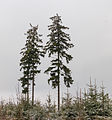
{"left": 0, "top": 0, "right": 112, "bottom": 102}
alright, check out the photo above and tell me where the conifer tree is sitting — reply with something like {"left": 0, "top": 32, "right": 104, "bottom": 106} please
{"left": 45, "top": 14, "right": 74, "bottom": 110}
{"left": 83, "top": 79, "right": 100, "bottom": 119}
{"left": 19, "top": 24, "right": 44, "bottom": 105}
{"left": 61, "top": 90, "right": 77, "bottom": 120}
{"left": 99, "top": 84, "right": 112, "bottom": 117}
{"left": 46, "top": 94, "right": 57, "bottom": 119}
{"left": 74, "top": 89, "right": 86, "bottom": 119}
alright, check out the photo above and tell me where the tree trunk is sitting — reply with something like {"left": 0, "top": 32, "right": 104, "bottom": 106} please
{"left": 27, "top": 79, "right": 29, "bottom": 104}
{"left": 32, "top": 77, "right": 34, "bottom": 106}
{"left": 58, "top": 76, "right": 60, "bottom": 111}
{"left": 57, "top": 27, "right": 60, "bottom": 111}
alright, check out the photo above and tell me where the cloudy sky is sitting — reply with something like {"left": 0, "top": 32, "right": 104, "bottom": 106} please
{"left": 0, "top": 0, "right": 112, "bottom": 102}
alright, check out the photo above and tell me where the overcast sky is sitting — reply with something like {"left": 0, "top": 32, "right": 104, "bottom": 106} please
{"left": 0, "top": 0, "right": 112, "bottom": 102}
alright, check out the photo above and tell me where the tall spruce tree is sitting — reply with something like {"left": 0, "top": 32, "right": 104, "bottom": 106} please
{"left": 45, "top": 14, "right": 74, "bottom": 110}
{"left": 19, "top": 24, "right": 44, "bottom": 105}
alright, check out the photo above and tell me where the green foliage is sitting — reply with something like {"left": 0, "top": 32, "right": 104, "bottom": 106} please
{"left": 61, "top": 92, "right": 77, "bottom": 120}
{"left": 45, "top": 94, "right": 57, "bottom": 120}
{"left": 19, "top": 24, "right": 44, "bottom": 103}
{"left": 83, "top": 81, "right": 100, "bottom": 119}
{"left": 83, "top": 80, "right": 112, "bottom": 119}
{"left": 45, "top": 14, "right": 74, "bottom": 88}
{"left": 98, "top": 84, "right": 112, "bottom": 117}
{"left": 45, "top": 14, "right": 74, "bottom": 110}
{"left": 0, "top": 82, "right": 112, "bottom": 120}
